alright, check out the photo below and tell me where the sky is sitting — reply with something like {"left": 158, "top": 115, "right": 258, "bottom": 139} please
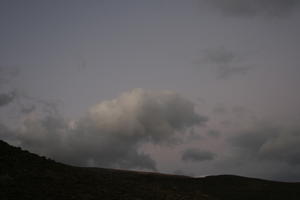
{"left": 0, "top": 0, "right": 300, "bottom": 181}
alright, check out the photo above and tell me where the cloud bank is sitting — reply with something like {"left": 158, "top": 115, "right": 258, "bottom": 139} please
{"left": 0, "top": 89, "right": 206, "bottom": 170}
{"left": 0, "top": 91, "right": 16, "bottom": 107}
{"left": 231, "top": 124, "right": 300, "bottom": 165}
{"left": 182, "top": 148, "right": 215, "bottom": 162}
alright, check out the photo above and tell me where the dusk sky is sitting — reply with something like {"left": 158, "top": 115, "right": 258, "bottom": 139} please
{"left": 1, "top": 0, "right": 300, "bottom": 181}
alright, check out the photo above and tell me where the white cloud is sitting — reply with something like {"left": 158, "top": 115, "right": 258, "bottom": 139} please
{"left": 1, "top": 89, "right": 207, "bottom": 170}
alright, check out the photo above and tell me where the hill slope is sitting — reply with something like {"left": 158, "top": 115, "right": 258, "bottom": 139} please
{"left": 1, "top": 140, "right": 300, "bottom": 200}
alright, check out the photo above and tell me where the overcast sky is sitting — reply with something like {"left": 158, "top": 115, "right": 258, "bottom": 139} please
{"left": 1, "top": 0, "right": 300, "bottom": 181}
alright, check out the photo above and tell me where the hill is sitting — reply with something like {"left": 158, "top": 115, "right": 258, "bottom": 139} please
{"left": 1, "top": 139, "right": 300, "bottom": 200}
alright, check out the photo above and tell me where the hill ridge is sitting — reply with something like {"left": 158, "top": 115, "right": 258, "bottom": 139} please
{"left": 1, "top": 139, "right": 300, "bottom": 200}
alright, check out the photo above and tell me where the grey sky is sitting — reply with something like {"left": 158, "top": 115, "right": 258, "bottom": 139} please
{"left": 0, "top": 0, "right": 300, "bottom": 181}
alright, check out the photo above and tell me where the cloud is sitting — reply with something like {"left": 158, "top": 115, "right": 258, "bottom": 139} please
{"left": 206, "top": 0, "right": 299, "bottom": 18}
{"left": 230, "top": 125, "right": 278, "bottom": 155}
{"left": 203, "top": 47, "right": 235, "bottom": 65}
{"left": 0, "top": 123, "right": 16, "bottom": 142}
{"left": 212, "top": 104, "right": 228, "bottom": 115}
{"left": 207, "top": 129, "right": 220, "bottom": 138}
{"left": 230, "top": 124, "right": 300, "bottom": 165}
{"left": 0, "top": 66, "right": 19, "bottom": 108}
{"left": 210, "top": 123, "right": 300, "bottom": 181}
{"left": 20, "top": 105, "right": 36, "bottom": 114}
{"left": 259, "top": 129, "right": 300, "bottom": 165}
{"left": 182, "top": 148, "right": 215, "bottom": 162}
{"left": 202, "top": 47, "right": 252, "bottom": 79}
{"left": 1, "top": 89, "right": 207, "bottom": 171}
{"left": 0, "top": 91, "right": 16, "bottom": 107}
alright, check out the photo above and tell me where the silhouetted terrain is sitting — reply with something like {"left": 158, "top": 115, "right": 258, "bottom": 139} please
{"left": 1, "top": 139, "right": 300, "bottom": 200}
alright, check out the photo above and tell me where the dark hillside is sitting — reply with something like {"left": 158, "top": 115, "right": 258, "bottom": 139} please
{"left": 0, "top": 140, "right": 212, "bottom": 200}
{"left": 202, "top": 175, "right": 300, "bottom": 200}
{"left": 1, "top": 140, "right": 300, "bottom": 200}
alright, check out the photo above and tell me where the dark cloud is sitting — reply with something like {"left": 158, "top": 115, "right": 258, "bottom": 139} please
{"left": 203, "top": 47, "right": 235, "bottom": 65}
{"left": 212, "top": 104, "right": 228, "bottom": 115}
{"left": 182, "top": 148, "right": 215, "bottom": 162}
{"left": 13, "top": 92, "right": 62, "bottom": 116}
{"left": 207, "top": 129, "right": 220, "bottom": 138}
{"left": 232, "top": 106, "right": 248, "bottom": 116}
{"left": 206, "top": 0, "right": 299, "bottom": 18}
{"left": 230, "top": 126, "right": 279, "bottom": 155}
{"left": 206, "top": 123, "right": 300, "bottom": 181}
{"left": 0, "top": 91, "right": 16, "bottom": 107}
{"left": 259, "top": 129, "right": 300, "bottom": 165}
{"left": 1, "top": 89, "right": 207, "bottom": 171}
{"left": 20, "top": 105, "right": 36, "bottom": 114}
{"left": 230, "top": 124, "right": 300, "bottom": 165}
{"left": 202, "top": 47, "right": 252, "bottom": 79}
{"left": 0, "top": 123, "right": 16, "bottom": 142}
